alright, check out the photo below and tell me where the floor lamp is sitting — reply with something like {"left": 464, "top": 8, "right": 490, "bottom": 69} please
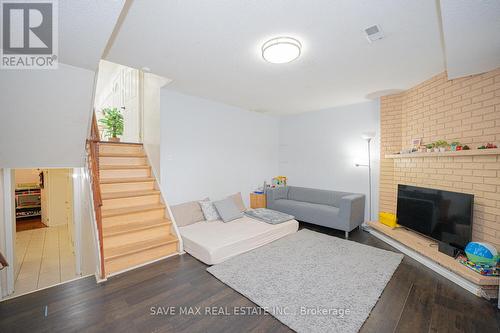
{"left": 355, "top": 132, "right": 375, "bottom": 227}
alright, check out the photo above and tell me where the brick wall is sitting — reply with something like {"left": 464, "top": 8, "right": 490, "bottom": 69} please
{"left": 380, "top": 68, "right": 500, "bottom": 250}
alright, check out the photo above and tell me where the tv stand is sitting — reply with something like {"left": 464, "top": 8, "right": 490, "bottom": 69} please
{"left": 368, "top": 221, "right": 499, "bottom": 299}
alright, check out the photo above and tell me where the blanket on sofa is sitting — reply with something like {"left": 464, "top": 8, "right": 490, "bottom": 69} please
{"left": 244, "top": 208, "right": 295, "bottom": 225}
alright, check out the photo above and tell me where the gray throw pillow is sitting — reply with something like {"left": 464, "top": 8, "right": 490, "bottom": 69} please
{"left": 213, "top": 197, "right": 243, "bottom": 222}
{"left": 198, "top": 199, "right": 220, "bottom": 221}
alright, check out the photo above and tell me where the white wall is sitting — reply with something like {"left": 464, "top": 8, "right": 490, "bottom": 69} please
{"left": 0, "top": 63, "right": 95, "bottom": 168}
{"left": 14, "top": 169, "right": 40, "bottom": 186}
{"left": 0, "top": 169, "right": 15, "bottom": 297}
{"left": 278, "top": 101, "right": 380, "bottom": 221}
{"left": 142, "top": 73, "right": 170, "bottom": 180}
{"left": 73, "top": 168, "right": 97, "bottom": 276}
{"left": 94, "top": 60, "right": 123, "bottom": 112}
{"left": 160, "top": 90, "right": 279, "bottom": 206}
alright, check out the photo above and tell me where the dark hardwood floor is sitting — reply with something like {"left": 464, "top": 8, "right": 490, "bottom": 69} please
{"left": 0, "top": 223, "right": 498, "bottom": 333}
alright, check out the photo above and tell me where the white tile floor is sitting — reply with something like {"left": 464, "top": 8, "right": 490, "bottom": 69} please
{"left": 11, "top": 225, "right": 78, "bottom": 298}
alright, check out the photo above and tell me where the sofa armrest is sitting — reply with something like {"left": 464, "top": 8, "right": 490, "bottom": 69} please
{"left": 339, "top": 194, "right": 365, "bottom": 231}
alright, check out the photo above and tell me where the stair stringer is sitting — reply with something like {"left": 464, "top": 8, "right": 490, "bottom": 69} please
{"left": 143, "top": 149, "right": 184, "bottom": 254}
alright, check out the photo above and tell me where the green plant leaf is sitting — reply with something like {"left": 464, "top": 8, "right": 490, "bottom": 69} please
{"left": 99, "top": 107, "right": 124, "bottom": 138}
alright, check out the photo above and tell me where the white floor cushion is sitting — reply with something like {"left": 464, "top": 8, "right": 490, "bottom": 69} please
{"left": 179, "top": 216, "right": 299, "bottom": 265}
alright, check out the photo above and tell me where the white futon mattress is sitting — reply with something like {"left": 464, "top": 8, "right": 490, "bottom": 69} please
{"left": 179, "top": 216, "right": 299, "bottom": 265}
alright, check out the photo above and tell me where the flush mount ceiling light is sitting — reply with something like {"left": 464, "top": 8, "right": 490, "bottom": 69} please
{"left": 262, "top": 37, "right": 301, "bottom": 64}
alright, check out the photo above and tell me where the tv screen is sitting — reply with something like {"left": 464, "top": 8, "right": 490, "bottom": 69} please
{"left": 396, "top": 185, "right": 473, "bottom": 249}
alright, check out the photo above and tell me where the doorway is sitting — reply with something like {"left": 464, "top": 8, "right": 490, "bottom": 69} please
{"left": 11, "top": 168, "right": 77, "bottom": 298}
{"left": 94, "top": 60, "right": 142, "bottom": 143}
{"left": 14, "top": 169, "right": 45, "bottom": 232}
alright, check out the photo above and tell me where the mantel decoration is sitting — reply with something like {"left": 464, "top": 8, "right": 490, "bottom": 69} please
{"left": 398, "top": 138, "right": 499, "bottom": 156}
{"left": 99, "top": 107, "right": 124, "bottom": 142}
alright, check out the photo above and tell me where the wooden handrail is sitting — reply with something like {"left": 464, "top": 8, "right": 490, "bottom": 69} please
{"left": 87, "top": 113, "right": 105, "bottom": 279}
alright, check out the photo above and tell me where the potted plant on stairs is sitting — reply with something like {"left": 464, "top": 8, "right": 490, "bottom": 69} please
{"left": 99, "top": 108, "right": 124, "bottom": 142}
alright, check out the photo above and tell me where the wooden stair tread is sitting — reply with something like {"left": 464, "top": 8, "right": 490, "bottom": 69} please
{"left": 99, "top": 177, "right": 155, "bottom": 184}
{"left": 103, "top": 219, "right": 171, "bottom": 237}
{"left": 100, "top": 165, "right": 149, "bottom": 170}
{"left": 104, "top": 235, "right": 178, "bottom": 261}
{"left": 99, "top": 152, "right": 146, "bottom": 158}
{"left": 99, "top": 141, "right": 143, "bottom": 146}
{"left": 102, "top": 189, "right": 160, "bottom": 200}
{"left": 101, "top": 203, "right": 165, "bottom": 218}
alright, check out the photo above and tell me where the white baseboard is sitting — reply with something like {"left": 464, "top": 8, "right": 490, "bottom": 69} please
{"left": 368, "top": 228, "right": 483, "bottom": 297}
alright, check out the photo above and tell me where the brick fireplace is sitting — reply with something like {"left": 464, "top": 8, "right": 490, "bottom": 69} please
{"left": 379, "top": 69, "right": 500, "bottom": 250}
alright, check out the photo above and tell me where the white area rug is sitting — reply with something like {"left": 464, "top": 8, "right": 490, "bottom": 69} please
{"left": 207, "top": 229, "right": 403, "bottom": 333}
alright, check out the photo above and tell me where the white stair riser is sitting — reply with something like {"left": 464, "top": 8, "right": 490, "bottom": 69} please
{"left": 105, "top": 242, "right": 178, "bottom": 275}
{"left": 103, "top": 223, "right": 172, "bottom": 238}
{"left": 104, "top": 226, "right": 171, "bottom": 250}
{"left": 102, "top": 194, "right": 161, "bottom": 210}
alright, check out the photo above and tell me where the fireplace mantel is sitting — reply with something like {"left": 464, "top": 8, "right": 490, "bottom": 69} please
{"left": 385, "top": 148, "right": 500, "bottom": 159}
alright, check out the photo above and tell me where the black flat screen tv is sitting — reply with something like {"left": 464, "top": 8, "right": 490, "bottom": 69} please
{"left": 396, "top": 185, "right": 473, "bottom": 250}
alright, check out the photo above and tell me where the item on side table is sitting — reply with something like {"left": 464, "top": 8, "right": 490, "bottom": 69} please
{"left": 272, "top": 176, "right": 287, "bottom": 187}
{"left": 379, "top": 212, "right": 397, "bottom": 228}
{"left": 457, "top": 254, "right": 499, "bottom": 277}
{"left": 465, "top": 242, "right": 499, "bottom": 266}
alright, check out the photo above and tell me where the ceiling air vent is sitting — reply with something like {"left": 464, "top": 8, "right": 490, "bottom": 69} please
{"left": 364, "top": 25, "right": 384, "bottom": 42}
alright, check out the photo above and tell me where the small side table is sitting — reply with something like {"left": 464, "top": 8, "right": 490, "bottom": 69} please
{"left": 250, "top": 193, "right": 266, "bottom": 209}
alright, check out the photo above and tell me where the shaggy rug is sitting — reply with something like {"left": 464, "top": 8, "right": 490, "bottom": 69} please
{"left": 207, "top": 229, "right": 403, "bottom": 333}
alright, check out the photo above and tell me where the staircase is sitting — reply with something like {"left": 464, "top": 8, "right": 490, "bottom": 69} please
{"left": 96, "top": 142, "right": 179, "bottom": 276}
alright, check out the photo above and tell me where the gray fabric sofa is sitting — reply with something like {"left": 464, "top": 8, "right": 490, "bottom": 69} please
{"left": 266, "top": 186, "right": 365, "bottom": 238}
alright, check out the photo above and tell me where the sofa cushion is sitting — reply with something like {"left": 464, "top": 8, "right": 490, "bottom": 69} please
{"left": 287, "top": 186, "right": 350, "bottom": 207}
{"left": 273, "top": 186, "right": 289, "bottom": 200}
{"left": 199, "top": 199, "right": 221, "bottom": 221}
{"left": 272, "top": 199, "right": 341, "bottom": 228}
{"left": 228, "top": 192, "right": 246, "bottom": 212}
{"left": 214, "top": 197, "right": 243, "bottom": 222}
{"left": 171, "top": 200, "right": 206, "bottom": 227}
